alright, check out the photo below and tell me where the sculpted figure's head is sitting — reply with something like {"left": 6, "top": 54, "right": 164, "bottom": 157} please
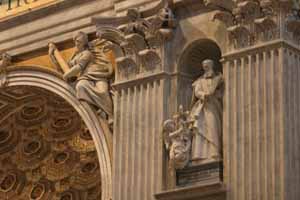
{"left": 163, "top": 119, "right": 176, "bottom": 133}
{"left": 127, "top": 8, "right": 140, "bottom": 22}
{"left": 73, "top": 32, "right": 89, "bottom": 52}
{"left": 202, "top": 59, "right": 215, "bottom": 74}
{"left": 0, "top": 53, "right": 12, "bottom": 67}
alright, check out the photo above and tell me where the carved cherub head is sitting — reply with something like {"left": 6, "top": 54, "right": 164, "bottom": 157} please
{"left": 163, "top": 119, "right": 176, "bottom": 133}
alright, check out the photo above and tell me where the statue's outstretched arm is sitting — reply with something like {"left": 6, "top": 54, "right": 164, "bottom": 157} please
{"left": 64, "top": 51, "right": 92, "bottom": 81}
{"left": 48, "top": 43, "right": 71, "bottom": 73}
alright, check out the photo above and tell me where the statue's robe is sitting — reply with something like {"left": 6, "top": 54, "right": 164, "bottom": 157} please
{"left": 69, "top": 46, "right": 113, "bottom": 118}
{"left": 190, "top": 72, "right": 223, "bottom": 163}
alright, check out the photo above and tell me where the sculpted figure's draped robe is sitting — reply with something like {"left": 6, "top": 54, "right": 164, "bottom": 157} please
{"left": 190, "top": 72, "right": 223, "bottom": 162}
{"left": 69, "top": 46, "right": 113, "bottom": 118}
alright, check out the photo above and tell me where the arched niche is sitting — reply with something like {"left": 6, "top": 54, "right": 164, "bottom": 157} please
{"left": 0, "top": 65, "right": 112, "bottom": 200}
{"left": 178, "top": 39, "right": 222, "bottom": 78}
{"left": 176, "top": 39, "right": 222, "bottom": 110}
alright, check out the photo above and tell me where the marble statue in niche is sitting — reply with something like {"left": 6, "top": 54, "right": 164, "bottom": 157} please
{"left": 163, "top": 106, "right": 193, "bottom": 170}
{"left": 48, "top": 32, "right": 114, "bottom": 123}
{"left": 190, "top": 59, "right": 224, "bottom": 164}
{"left": 0, "top": 52, "right": 12, "bottom": 88}
{"left": 163, "top": 106, "right": 194, "bottom": 188}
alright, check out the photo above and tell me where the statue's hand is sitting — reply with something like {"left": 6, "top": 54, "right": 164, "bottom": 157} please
{"left": 63, "top": 72, "right": 70, "bottom": 81}
{"left": 48, "top": 43, "right": 57, "bottom": 55}
{"left": 63, "top": 65, "right": 81, "bottom": 82}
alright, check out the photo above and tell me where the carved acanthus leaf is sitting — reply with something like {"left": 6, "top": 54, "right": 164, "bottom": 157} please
{"left": 213, "top": 10, "right": 235, "bottom": 27}
{"left": 255, "top": 16, "right": 277, "bottom": 30}
{"left": 286, "top": 11, "right": 300, "bottom": 35}
{"left": 93, "top": 2, "right": 176, "bottom": 80}
{"left": 227, "top": 25, "right": 252, "bottom": 48}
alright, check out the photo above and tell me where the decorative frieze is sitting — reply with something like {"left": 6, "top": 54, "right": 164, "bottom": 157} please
{"left": 212, "top": 0, "right": 300, "bottom": 51}
{"left": 92, "top": 1, "right": 176, "bottom": 82}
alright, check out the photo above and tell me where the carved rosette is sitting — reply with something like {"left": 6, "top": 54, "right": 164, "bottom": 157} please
{"left": 0, "top": 170, "right": 26, "bottom": 199}
{"left": 45, "top": 112, "right": 81, "bottom": 142}
{"left": 42, "top": 149, "right": 80, "bottom": 181}
{"left": 72, "top": 156, "right": 101, "bottom": 190}
{"left": 26, "top": 179, "right": 55, "bottom": 200}
{"left": 212, "top": 0, "right": 300, "bottom": 51}
{"left": 0, "top": 123, "right": 19, "bottom": 156}
{"left": 0, "top": 86, "right": 102, "bottom": 199}
{"left": 15, "top": 129, "right": 51, "bottom": 171}
{"left": 16, "top": 97, "right": 49, "bottom": 127}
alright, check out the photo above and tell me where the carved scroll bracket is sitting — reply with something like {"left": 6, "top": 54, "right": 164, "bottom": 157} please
{"left": 92, "top": 0, "right": 177, "bottom": 82}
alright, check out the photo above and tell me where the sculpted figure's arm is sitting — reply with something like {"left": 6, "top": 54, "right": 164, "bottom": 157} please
{"left": 63, "top": 51, "right": 92, "bottom": 81}
{"left": 169, "top": 127, "right": 183, "bottom": 138}
{"left": 194, "top": 83, "right": 207, "bottom": 102}
{"left": 48, "top": 43, "right": 71, "bottom": 74}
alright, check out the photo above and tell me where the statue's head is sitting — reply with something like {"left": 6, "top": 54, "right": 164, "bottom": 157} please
{"left": 163, "top": 119, "right": 176, "bottom": 133}
{"left": 202, "top": 59, "right": 215, "bottom": 73}
{"left": 0, "top": 53, "right": 11, "bottom": 67}
{"left": 73, "top": 32, "right": 89, "bottom": 51}
{"left": 127, "top": 8, "right": 140, "bottom": 22}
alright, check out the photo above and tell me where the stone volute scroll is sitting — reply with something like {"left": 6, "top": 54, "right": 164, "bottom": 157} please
{"left": 0, "top": 53, "right": 12, "bottom": 88}
{"left": 48, "top": 32, "right": 114, "bottom": 125}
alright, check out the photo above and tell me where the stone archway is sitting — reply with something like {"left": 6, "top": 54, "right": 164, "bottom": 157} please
{"left": 0, "top": 66, "right": 112, "bottom": 200}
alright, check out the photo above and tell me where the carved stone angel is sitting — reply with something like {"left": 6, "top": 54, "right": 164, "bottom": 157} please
{"left": 163, "top": 106, "right": 193, "bottom": 170}
{"left": 49, "top": 32, "right": 114, "bottom": 123}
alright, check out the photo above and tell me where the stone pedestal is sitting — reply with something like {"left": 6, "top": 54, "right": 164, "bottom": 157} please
{"left": 155, "top": 183, "right": 226, "bottom": 200}
{"left": 177, "top": 161, "right": 223, "bottom": 187}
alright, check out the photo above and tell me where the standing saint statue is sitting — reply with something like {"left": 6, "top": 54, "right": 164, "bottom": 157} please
{"left": 190, "top": 59, "right": 224, "bottom": 164}
{"left": 49, "top": 32, "right": 114, "bottom": 123}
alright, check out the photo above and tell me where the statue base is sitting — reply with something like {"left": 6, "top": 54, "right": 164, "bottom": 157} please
{"left": 154, "top": 182, "right": 226, "bottom": 200}
{"left": 176, "top": 161, "right": 223, "bottom": 187}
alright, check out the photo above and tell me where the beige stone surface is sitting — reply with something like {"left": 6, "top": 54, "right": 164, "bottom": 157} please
{"left": 0, "top": 0, "right": 300, "bottom": 200}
